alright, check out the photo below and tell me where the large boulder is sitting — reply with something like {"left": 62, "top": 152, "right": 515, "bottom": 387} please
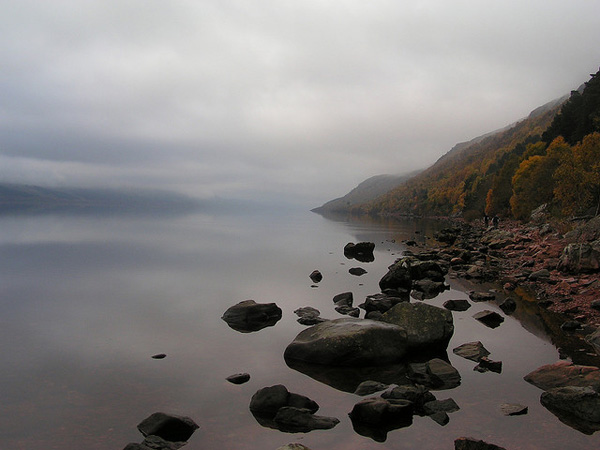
{"left": 558, "top": 240, "right": 600, "bottom": 273}
{"left": 283, "top": 318, "right": 408, "bottom": 366}
{"left": 221, "top": 300, "right": 282, "bottom": 333}
{"left": 380, "top": 302, "right": 454, "bottom": 353}
{"left": 540, "top": 386, "right": 600, "bottom": 435}
{"left": 524, "top": 361, "right": 600, "bottom": 391}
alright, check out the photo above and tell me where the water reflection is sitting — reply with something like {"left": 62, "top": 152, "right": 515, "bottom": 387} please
{"left": 0, "top": 208, "right": 599, "bottom": 449}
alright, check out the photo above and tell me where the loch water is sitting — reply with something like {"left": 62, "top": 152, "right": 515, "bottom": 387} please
{"left": 0, "top": 205, "right": 599, "bottom": 450}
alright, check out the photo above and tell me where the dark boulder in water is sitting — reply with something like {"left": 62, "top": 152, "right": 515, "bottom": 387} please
{"left": 222, "top": 300, "right": 282, "bottom": 333}
{"left": 284, "top": 318, "right": 409, "bottom": 366}
{"left": 348, "top": 396, "right": 414, "bottom": 442}
{"left": 344, "top": 242, "right": 375, "bottom": 262}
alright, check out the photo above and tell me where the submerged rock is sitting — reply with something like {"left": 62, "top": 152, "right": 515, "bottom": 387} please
{"left": 221, "top": 300, "right": 282, "bottom": 333}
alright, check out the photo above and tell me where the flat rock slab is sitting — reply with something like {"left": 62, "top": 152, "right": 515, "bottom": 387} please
{"left": 284, "top": 318, "right": 409, "bottom": 366}
{"left": 500, "top": 403, "right": 528, "bottom": 416}
{"left": 453, "top": 341, "right": 490, "bottom": 362}
{"left": 524, "top": 361, "right": 600, "bottom": 391}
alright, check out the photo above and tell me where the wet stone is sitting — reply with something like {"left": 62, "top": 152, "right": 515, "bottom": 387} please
{"left": 500, "top": 403, "right": 528, "bottom": 416}
{"left": 473, "top": 310, "right": 504, "bottom": 329}
{"left": 443, "top": 299, "right": 472, "bottom": 311}
{"left": 226, "top": 373, "right": 250, "bottom": 384}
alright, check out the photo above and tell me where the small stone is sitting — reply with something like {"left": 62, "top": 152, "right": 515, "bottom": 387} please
{"left": 499, "top": 298, "right": 517, "bottom": 314}
{"left": 454, "top": 437, "right": 506, "bottom": 450}
{"left": 443, "top": 299, "right": 471, "bottom": 311}
{"left": 453, "top": 341, "right": 490, "bottom": 362}
{"left": 561, "top": 320, "right": 582, "bottom": 331}
{"left": 473, "top": 310, "right": 504, "bottom": 328}
{"left": 500, "top": 403, "right": 528, "bottom": 416}
{"left": 469, "top": 291, "right": 496, "bottom": 302}
{"left": 309, "top": 270, "right": 323, "bottom": 283}
{"left": 429, "top": 411, "right": 449, "bottom": 426}
{"left": 226, "top": 373, "right": 250, "bottom": 384}
{"left": 349, "top": 267, "right": 367, "bottom": 276}
{"left": 354, "top": 380, "right": 389, "bottom": 396}
{"left": 474, "top": 357, "right": 502, "bottom": 373}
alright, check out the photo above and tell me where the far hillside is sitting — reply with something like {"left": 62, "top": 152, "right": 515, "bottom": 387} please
{"left": 349, "top": 67, "right": 600, "bottom": 222}
{"left": 312, "top": 172, "right": 420, "bottom": 214}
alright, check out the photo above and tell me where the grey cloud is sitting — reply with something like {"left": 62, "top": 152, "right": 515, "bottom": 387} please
{"left": 1, "top": 0, "right": 600, "bottom": 207}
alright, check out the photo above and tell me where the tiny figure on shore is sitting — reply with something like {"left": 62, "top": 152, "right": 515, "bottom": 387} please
{"left": 484, "top": 214, "right": 489, "bottom": 228}
{"left": 492, "top": 216, "right": 499, "bottom": 229}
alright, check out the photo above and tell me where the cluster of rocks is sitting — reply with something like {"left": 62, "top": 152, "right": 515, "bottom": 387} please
{"left": 249, "top": 385, "right": 339, "bottom": 433}
{"left": 348, "top": 383, "right": 459, "bottom": 442}
{"left": 453, "top": 341, "right": 503, "bottom": 374}
{"left": 123, "top": 412, "right": 199, "bottom": 450}
{"left": 525, "top": 360, "right": 600, "bottom": 434}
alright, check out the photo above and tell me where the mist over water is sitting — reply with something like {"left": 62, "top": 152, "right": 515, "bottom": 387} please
{"left": 0, "top": 206, "right": 598, "bottom": 449}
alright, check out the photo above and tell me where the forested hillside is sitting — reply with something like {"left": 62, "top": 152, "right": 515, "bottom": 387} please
{"left": 354, "top": 68, "right": 600, "bottom": 221}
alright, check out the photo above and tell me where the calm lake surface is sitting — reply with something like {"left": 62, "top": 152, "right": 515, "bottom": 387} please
{"left": 1, "top": 206, "right": 599, "bottom": 449}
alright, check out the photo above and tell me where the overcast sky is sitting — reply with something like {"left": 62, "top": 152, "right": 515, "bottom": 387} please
{"left": 1, "top": 1, "right": 599, "bottom": 207}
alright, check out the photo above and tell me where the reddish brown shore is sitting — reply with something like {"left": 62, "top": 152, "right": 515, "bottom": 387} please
{"left": 474, "top": 218, "right": 600, "bottom": 328}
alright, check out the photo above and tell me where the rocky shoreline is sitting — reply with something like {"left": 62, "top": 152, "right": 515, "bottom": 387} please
{"left": 426, "top": 214, "right": 600, "bottom": 330}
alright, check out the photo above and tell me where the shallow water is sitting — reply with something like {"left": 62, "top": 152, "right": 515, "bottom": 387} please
{"left": 0, "top": 206, "right": 598, "bottom": 449}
